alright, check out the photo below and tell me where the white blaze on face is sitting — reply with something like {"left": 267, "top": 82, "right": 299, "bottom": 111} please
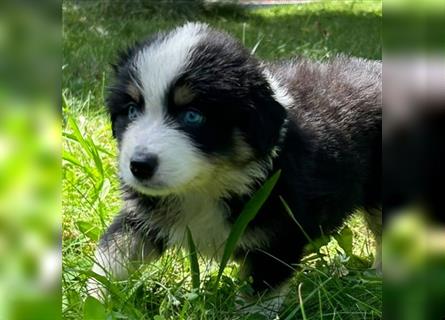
{"left": 119, "top": 117, "right": 211, "bottom": 195}
{"left": 134, "top": 22, "right": 207, "bottom": 113}
{"left": 119, "top": 23, "right": 212, "bottom": 195}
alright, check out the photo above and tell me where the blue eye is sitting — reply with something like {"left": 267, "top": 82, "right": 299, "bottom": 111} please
{"left": 180, "top": 109, "right": 205, "bottom": 126}
{"left": 128, "top": 103, "right": 141, "bottom": 121}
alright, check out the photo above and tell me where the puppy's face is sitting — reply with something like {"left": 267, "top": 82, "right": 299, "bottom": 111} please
{"left": 107, "top": 23, "right": 287, "bottom": 196}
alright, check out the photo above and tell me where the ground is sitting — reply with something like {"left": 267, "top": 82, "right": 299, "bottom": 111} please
{"left": 62, "top": 1, "right": 382, "bottom": 319}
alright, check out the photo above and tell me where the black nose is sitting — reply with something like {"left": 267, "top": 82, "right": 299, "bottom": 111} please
{"left": 129, "top": 153, "right": 159, "bottom": 180}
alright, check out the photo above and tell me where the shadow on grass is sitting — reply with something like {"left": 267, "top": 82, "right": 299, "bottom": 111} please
{"left": 63, "top": 1, "right": 381, "bottom": 109}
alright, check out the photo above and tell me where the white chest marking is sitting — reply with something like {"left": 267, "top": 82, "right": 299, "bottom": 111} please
{"left": 167, "top": 195, "right": 231, "bottom": 258}
{"left": 160, "top": 194, "right": 271, "bottom": 258}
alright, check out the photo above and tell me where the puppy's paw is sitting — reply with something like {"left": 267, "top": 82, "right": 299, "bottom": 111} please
{"left": 86, "top": 276, "right": 108, "bottom": 302}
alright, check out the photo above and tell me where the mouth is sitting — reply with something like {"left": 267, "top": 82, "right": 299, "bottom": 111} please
{"left": 124, "top": 177, "right": 174, "bottom": 196}
{"left": 123, "top": 170, "right": 213, "bottom": 197}
{"left": 132, "top": 184, "right": 175, "bottom": 197}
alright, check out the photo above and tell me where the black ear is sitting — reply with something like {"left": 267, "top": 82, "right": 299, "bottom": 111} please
{"left": 242, "top": 84, "right": 287, "bottom": 157}
{"left": 111, "top": 32, "right": 164, "bottom": 75}
{"left": 111, "top": 42, "right": 141, "bottom": 74}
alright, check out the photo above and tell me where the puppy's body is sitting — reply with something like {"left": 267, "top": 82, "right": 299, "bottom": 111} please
{"left": 90, "top": 23, "right": 381, "bottom": 298}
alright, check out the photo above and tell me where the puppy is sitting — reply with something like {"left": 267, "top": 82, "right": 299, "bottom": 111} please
{"left": 89, "top": 22, "right": 382, "bottom": 310}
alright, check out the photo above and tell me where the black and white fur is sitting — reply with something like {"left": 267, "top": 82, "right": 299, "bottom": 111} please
{"left": 89, "top": 23, "right": 382, "bottom": 310}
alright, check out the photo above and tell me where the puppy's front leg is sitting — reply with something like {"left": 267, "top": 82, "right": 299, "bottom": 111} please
{"left": 236, "top": 247, "right": 298, "bottom": 318}
{"left": 87, "top": 209, "right": 163, "bottom": 300}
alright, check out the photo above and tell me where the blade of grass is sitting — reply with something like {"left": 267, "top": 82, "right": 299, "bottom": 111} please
{"left": 63, "top": 131, "right": 113, "bottom": 156}
{"left": 186, "top": 226, "right": 200, "bottom": 291}
{"left": 83, "top": 296, "right": 107, "bottom": 320}
{"left": 279, "top": 196, "right": 313, "bottom": 243}
{"left": 80, "top": 270, "right": 145, "bottom": 319}
{"left": 62, "top": 151, "right": 96, "bottom": 180}
{"left": 318, "top": 286, "right": 323, "bottom": 320}
{"left": 298, "top": 283, "right": 308, "bottom": 320}
{"left": 66, "top": 115, "right": 104, "bottom": 179}
{"left": 280, "top": 196, "right": 332, "bottom": 263}
{"left": 65, "top": 114, "right": 105, "bottom": 201}
{"left": 216, "top": 170, "right": 281, "bottom": 284}
{"left": 283, "top": 276, "right": 333, "bottom": 320}
{"left": 251, "top": 38, "right": 263, "bottom": 55}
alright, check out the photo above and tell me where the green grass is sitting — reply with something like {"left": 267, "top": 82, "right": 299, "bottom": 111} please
{"left": 63, "top": 1, "right": 382, "bottom": 319}
{"left": 62, "top": 0, "right": 381, "bottom": 110}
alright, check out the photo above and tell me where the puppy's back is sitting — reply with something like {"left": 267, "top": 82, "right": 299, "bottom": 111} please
{"left": 270, "top": 56, "right": 381, "bottom": 150}
{"left": 270, "top": 56, "right": 382, "bottom": 210}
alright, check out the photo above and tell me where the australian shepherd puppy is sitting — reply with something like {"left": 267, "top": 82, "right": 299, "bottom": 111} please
{"left": 89, "top": 22, "right": 382, "bottom": 311}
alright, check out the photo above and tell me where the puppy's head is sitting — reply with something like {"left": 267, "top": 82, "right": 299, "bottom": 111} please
{"left": 107, "top": 23, "right": 289, "bottom": 196}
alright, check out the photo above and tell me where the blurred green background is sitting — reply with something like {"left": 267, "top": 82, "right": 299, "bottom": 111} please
{"left": 2, "top": 0, "right": 445, "bottom": 319}
{"left": 0, "top": 1, "right": 59, "bottom": 319}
